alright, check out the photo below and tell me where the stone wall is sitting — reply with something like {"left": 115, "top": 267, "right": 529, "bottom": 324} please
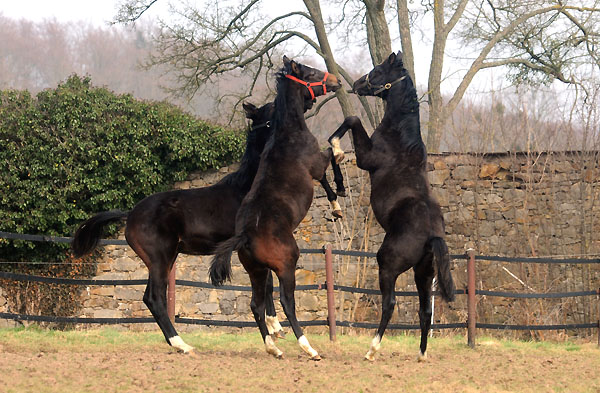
{"left": 75, "top": 151, "right": 600, "bottom": 333}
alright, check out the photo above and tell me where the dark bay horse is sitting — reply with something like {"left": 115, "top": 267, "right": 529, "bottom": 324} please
{"left": 328, "top": 52, "right": 455, "bottom": 361}
{"left": 72, "top": 100, "right": 345, "bottom": 353}
{"left": 210, "top": 56, "right": 342, "bottom": 360}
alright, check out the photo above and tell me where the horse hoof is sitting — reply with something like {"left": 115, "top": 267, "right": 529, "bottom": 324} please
{"left": 417, "top": 352, "right": 428, "bottom": 362}
{"left": 274, "top": 330, "right": 286, "bottom": 339}
{"left": 336, "top": 190, "right": 346, "bottom": 197}
{"left": 364, "top": 352, "right": 376, "bottom": 362}
{"left": 310, "top": 354, "right": 322, "bottom": 361}
{"left": 332, "top": 210, "right": 343, "bottom": 218}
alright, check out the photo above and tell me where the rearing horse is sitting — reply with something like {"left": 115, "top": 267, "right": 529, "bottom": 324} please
{"left": 210, "top": 56, "right": 342, "bottom": 360}
{"left": 328, "top": 52, "right": 455, "bottom": 361}
{"left": 71, "top": 102, "right": 300, "bottom": 353}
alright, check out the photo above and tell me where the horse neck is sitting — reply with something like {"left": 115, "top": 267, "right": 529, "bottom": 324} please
{"left": 381, "top": 87, "right": 426, "bottom": 162}
{"left": 272, "top": 78, "right": 307, "bottom": 136}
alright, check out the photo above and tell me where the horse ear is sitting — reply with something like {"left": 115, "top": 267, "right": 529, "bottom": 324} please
{"left": 283, "top": 55, "right": 291, "bottom": 67}
{"left": 243, "top": 102, "right": 258, "bottom": 119}
{"left": 396, "top": 51, "right": 404, "bottom": 64}
{"left": 290, "top": 60, "right": 301, "bottom": 76}
{"left": 387, "top": 52, "right": 397, "bottom": 65}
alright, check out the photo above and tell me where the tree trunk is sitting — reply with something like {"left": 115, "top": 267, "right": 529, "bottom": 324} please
{"left": 303, "top": 0, "right": 355, "bottom": 118}
{"left": 426, "top": 0, "right": 448, "bottom": 152}
{"left": 396, "top": 0, "right": 416, "bottom": 84}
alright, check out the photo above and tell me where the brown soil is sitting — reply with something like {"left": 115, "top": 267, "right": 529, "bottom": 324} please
{"left": 0, "top": 334, "right": 598, "bottom": 393}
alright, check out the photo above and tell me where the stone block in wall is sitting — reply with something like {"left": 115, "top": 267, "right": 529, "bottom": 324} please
{"left": 198, "top": 302, "right": 219, "bottom": 314}
{"left": 428, "top": 169, "right": 450, "bottom": 185}
{"left": 452, "top": 165, "right": 478, "bottom": 180}
{"left": 298, "top": 293, "right": 320, "bottom": 311}
{"left": 96, "top": 272, "right": 129, "bottom": 280}
{"left": 93, "top": 309, "right": 122, "bottom": 318}
{"left": 114, "top": 287, "right": 143, "bottom": 301}
{"left": 114, "top": 257, "right": 141, "bottom": 272}
{"left": 479, "top": 163, "right": 500, "bottom": 179}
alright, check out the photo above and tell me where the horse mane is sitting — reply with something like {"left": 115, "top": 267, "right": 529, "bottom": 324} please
{"left": 389, "top": 72, "right": 425, "bottom": 161}
{"left": 272, "top": 67, "right": 290, "bottom": 131}
{"left": 218, "top": 122, "right": 264, "bottom": 190}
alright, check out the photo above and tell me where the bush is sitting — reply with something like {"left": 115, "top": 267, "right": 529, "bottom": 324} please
{"left": 0, "top": 75, "right": 245, "bottom": 265}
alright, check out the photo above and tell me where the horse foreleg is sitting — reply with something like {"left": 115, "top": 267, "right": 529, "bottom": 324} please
{"left": 329, "top": 116, "right": 375, "bottom": 171}
{"left": 319, "top": 173, "right": 342, "bottom": 218}
{"left": 330, "top": 155, "right": 346, "bottom": 197}
{"left": 265, "top": 270, "right": 285, "bottom": 339}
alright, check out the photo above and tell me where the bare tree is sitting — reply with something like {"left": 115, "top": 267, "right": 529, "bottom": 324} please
{"left": 113, "top": 1, "right": 600, "bottom": 150}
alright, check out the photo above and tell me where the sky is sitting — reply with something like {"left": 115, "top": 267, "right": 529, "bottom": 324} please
{"left": 0, "top": 0, "right": 511, "bottom": 98}
{"left": 1, "top": 0, "right": 125, "bottom": 25}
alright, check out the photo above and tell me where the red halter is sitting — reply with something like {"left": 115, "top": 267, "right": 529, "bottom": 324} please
{"left": 285, "top": 72, "right": 329, "bottom": 100}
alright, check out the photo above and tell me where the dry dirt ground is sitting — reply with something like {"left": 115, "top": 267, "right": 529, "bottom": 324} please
{"left": 0, "top": 329, "right": 598, "bottom": 393}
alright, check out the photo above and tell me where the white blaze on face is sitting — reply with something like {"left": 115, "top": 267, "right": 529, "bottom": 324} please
{"left": 265, "top": 314, "right": 283, "bottom": 335}
{"left": 265, "top": 335, "right": 283, "bottom": 358}
{"left": 331, "top": 138, "right": 344, "bottom": 163}
{"left": 364, "top": 334, "right": 381, "bottom": 361}
{"left": 298, "top": 335, "right": 320, "bottom": 360}
{"left": 169, "top": 335, "right": 194, "bottom": 353}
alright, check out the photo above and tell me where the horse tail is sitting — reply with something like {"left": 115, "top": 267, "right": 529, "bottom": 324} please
{"left": 71, "top": 210, "right": 128, "bottom": 257}
{"left": 209, "top": 233, "right": 247, "bottom": 287}
{"left": 428, "top": 236, "right": 455, "bottom": 302}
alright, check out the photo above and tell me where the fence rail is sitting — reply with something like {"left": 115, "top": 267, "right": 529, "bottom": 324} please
{"left": 0, "top": 231, "right": 599, "bottom": 346}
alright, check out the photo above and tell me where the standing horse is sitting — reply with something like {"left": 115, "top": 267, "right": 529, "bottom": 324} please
{"left": 210, "top": 56, "right": 342, "bottom": 360}
{"left": 328, "top": 52, "right": 455, "bottom": 361}
{"left": 71, "top": 101, "right": 331, "bottom": 353}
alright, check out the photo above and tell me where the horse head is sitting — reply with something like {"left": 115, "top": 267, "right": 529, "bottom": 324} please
{"left": 353, "top": 51, "right": 410, "bottom": 98}
{"left": 282, "top": 56, "right": 342, "bottom": 102}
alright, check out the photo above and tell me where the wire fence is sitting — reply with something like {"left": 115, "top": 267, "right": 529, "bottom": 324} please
{"left": 0, "top": 231, "right": 599, "bottom": 342}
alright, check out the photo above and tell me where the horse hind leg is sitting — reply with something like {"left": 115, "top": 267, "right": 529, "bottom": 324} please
{"left": 413, "top": 253, "right": 435, "bottom": 362}
{"left": 144, "top": 268, "right": 194, "bottom": 354}
{"left": 131, "top": 233, "right": 194, "bottom": 354}
{"left": 365, "top": 266, "right": 399, "bottom": 361}
{"left": 278, "top": 267, "right": 320, "bottom": 360}
{"left": 242, "top": 252, "right": 283, "bottom": 358}
{"left": 265, "top": 270, "right": 285, "bottom": 339}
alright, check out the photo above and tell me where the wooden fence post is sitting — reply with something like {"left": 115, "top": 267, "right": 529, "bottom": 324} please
{"left": 467, "top": 249, "right": 477, "bottom": 348}
{"left": 167, "top": 261, "right": 176, "bottom": 323}
{"left": 597, "top": 288, "right": 600, "bottom": 348}
{"left": 325, "top": 244, "right": 336, "bottom": 341}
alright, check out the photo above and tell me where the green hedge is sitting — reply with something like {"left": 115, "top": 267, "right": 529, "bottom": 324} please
{"left": 0, "top": 75, "right": 245, "bottom": 263}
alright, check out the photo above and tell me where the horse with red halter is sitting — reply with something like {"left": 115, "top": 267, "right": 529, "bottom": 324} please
{"left": 210, "top": 56, "right": 342, "bottom": 360}
{"left": 328, "top": 52, "right": 455, "bottom": 361}
{"left": 71, "top": 98, "right": 344, "bottom": 353}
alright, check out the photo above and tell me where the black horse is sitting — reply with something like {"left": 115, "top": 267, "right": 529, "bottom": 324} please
{"left": 328, "top": 52, "right": 455, "bottom": 361}
{"left": 71, "top": 99, "right": 344, "bottom": 353}
{"left": 210, "top": 56, "right": 342, "bottom": 360}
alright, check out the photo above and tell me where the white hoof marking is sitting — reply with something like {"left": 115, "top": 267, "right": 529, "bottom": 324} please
{"left": 417, "top": 351, "right": 428, "bottom": 362}
{"left": 331, "top": 138, "right": 344, "bottom": 164}
{"left": 330, "top": 200, "right": 343, "bottom": 218}
{"left": 364, "top": 335, "right": 381, "bottom": 361}
{"left": 169, "top": 335, "right": 194, "bottom": 354}
{"left": 265, "top": 335, "right": 283, "bottom": 358}
{"left": 298, "top": 335, "right": 320, "bottom": 360}
{"left": 265, "top": 314, "right": 283, "bottom": 336}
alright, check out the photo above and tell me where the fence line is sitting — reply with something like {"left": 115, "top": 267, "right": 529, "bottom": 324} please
{"left": 0, "top": 231, "right": 599, "bottom": 346}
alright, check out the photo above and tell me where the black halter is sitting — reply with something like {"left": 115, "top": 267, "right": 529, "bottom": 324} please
{"left": 250, "top": 120, "right": 271, "bottom": 131}
{"left": 365, "top": 74, "right": 407, "bottom": 95}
